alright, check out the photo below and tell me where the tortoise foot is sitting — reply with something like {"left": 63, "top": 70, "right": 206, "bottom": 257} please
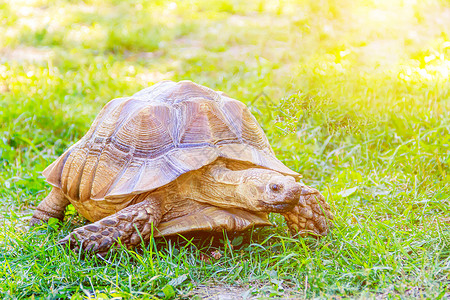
{"left": 59, "top": 199, "right": 161, "bottom": 254}
{"left": 30, "top": 214, "right": 49, "bottom": 227}
{"left": 282, "top": 186, "right": 333, "bottom": 237}
{"left": 59, "top": 221, "right": 123, "bottom": 254}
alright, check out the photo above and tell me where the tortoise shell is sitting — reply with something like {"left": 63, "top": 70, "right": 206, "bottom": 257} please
{"left": 43, "top": 80, "right": 299, "bottom": 202}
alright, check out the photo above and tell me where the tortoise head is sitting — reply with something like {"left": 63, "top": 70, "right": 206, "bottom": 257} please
{"left": 235, "top": 168, "right": 302, "bottom": 212}
{"left": 192, "top": 161, "right": 302, "bottom": 213}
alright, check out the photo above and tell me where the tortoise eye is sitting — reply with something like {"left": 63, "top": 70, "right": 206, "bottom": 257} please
{"left": 270, "top": 183, "right": 282, "bottom": 192}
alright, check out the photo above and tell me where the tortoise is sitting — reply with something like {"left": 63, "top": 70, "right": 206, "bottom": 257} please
{"left": 30, "top": 80, "right": 333, "bottom": 253}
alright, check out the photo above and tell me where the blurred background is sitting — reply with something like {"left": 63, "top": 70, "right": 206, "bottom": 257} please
{"left": 2, "top": 0, "right": 450, "bottom": 105}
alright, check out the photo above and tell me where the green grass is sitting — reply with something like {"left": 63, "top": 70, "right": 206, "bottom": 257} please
{"left": 1, "top": 0, "right": 450, "bottom": 298}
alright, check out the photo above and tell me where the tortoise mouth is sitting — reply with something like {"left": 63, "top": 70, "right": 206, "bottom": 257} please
{"left": 259, "top": 200, "right": 297, "bottom": 212}
{"left": 258, "top": 189, "right": 300, "bottom": 212}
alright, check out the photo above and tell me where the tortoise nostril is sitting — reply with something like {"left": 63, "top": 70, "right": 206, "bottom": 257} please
{"left": 292, "top": 184, "right": 301, "bottom": 195}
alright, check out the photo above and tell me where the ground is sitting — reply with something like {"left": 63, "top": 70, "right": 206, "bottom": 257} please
{"left": 0, "top": 0, "right": 449, "bottom": 299}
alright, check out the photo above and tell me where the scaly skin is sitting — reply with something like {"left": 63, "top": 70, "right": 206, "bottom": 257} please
{"left": 30, "top": 188, "right": 70, "bottom": 226}
{"left": 281, "top": 186, "right": 333, "bottom": 237}
{"left": 58, "top": 197, "right": 161, "bottom": 255}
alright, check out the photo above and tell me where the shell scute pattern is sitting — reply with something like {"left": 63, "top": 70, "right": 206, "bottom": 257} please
{"left": 43, "top": 81, "right": 298, "bottom": 203}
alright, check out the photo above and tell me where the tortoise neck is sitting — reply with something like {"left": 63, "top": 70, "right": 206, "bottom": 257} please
{"left": 178, "top": 161, "right": 250, "bottom": 209}
{"left": 206, "top": 161, "right": 247, "bottom": 185}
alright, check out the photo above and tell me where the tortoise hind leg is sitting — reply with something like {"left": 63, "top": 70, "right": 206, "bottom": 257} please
{"left": 30, "top": 187, "right": 70, "bottom": 226}
{"left": 59, "top": 196, "right": 162, "bottom": 254}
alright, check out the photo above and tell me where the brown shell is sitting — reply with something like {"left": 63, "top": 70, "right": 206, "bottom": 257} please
{"left": 43, "top": 80, "right": 299, "bottom": 201}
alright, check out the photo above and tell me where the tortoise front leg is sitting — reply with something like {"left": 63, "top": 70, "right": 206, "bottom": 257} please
{"left": 30, "top": 187, "right": 70, "bottom": 226}
{"left": 281, "top": 186, "right": 333, "bottom": 237}
{"left": 59, "top": 196, "right": 162, "bottom": 254}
